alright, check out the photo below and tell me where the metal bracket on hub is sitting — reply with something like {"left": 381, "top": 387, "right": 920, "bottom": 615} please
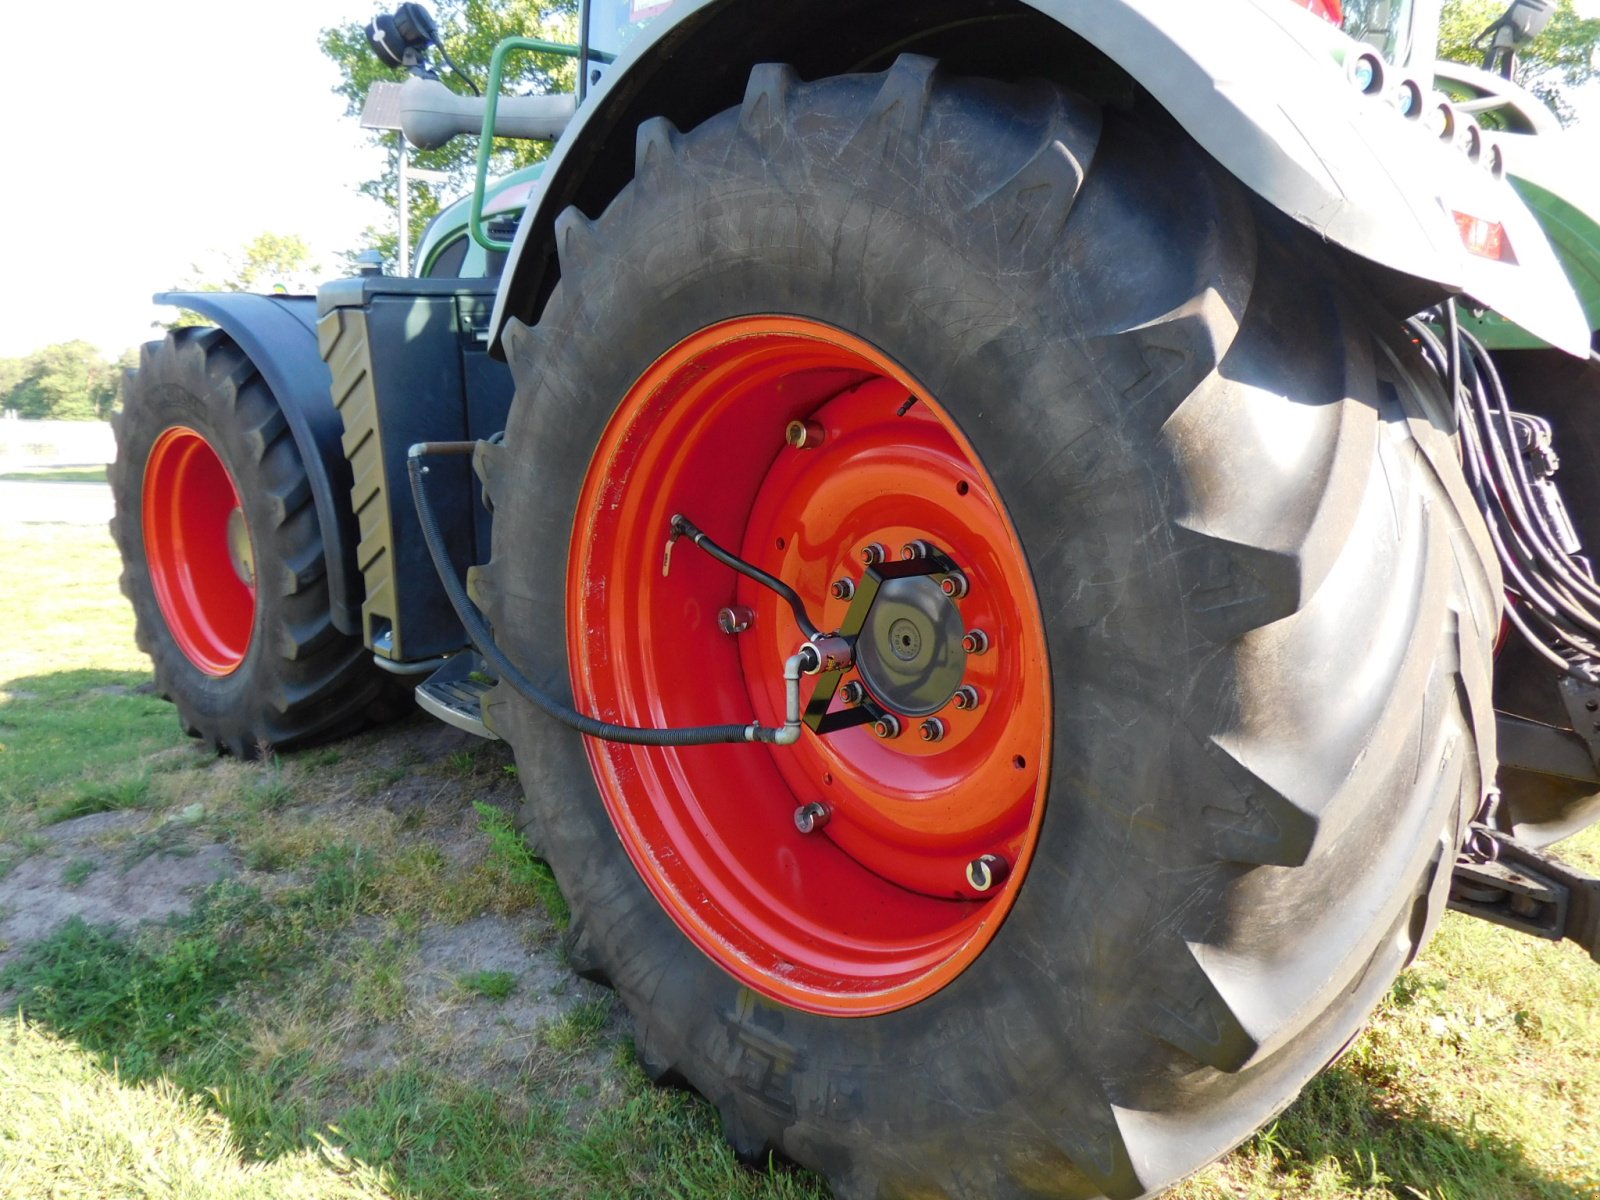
{"left": 802, "top": 554, "right": 959, "bottom": 735}
{"left": 1449, "top": 828, "right": 1600, "bottom": 963}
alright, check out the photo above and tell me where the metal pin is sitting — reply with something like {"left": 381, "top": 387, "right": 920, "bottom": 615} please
{"left": 785, "top": 419, "right": 826, "bottom": 450}
{"left": 794, "top": 802, "right": 831, "bottom": 834}
{"left": 966, "top": 854, "right": 1010, "bottom": 893}
{"left": 717, "top": 606, "right": 754, "bottom": 635}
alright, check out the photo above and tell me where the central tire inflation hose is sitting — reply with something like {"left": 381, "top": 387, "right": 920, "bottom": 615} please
{"left": 406, "top": 442, "right": 803, "bottom": 746}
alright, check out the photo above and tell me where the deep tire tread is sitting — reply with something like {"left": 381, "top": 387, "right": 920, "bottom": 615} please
{"left": 110, "top": 328, "right": 406, "bottom": 758}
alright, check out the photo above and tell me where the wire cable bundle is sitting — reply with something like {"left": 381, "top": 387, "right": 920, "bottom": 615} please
{"left": 1409, "top": 306, "right": 1600, "bottom": 681}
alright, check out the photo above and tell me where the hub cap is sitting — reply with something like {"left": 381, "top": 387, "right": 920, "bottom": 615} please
{"left": 142, "top": 426, "right": 256, "bottom": 675}
{"left": 569, "top": 317, "right": 1051, "bottom": 1015}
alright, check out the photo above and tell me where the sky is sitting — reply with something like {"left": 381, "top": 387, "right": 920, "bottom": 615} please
{"left": 1, "top": 2, "right": 388, "bottom": 359}
{"left": 1, "top": 3, "right": 1596, "bottom": 362}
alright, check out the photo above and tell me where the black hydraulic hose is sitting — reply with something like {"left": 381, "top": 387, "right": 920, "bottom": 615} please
{"left": 406, "top": 443, "right": 802, "bottom": 746}
{"left": 668, "top": 514, "right": 822, "bottom": 641}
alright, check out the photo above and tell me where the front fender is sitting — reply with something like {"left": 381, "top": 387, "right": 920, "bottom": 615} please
{"left": 489, "top": 0, "right": 1589, "bottom": 356}
{"left": 154, "top": 292, "right": 363, "bottom": 635}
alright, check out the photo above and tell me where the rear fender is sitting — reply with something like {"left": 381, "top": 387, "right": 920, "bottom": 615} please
{"left": 489, "top": 0, "right": 1590, "bottom": 356}
{"left": 154, "top": 292, "right": 363, "bottom": 635}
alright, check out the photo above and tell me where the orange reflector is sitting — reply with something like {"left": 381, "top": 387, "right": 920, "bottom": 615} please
{"left": 1453, "top": 211, "right": 1517, "bottom": 263}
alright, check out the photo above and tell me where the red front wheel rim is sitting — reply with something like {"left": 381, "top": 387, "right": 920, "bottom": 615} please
{"left": 142, "top": 426, "right": 256, "bottom": 676}
{"left": 569, "top": 317, "right": 1051, "bottom": 1015}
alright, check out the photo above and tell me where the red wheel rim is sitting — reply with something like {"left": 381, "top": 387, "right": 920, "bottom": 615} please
{"left": 569, "top": 317, "right": 1051, "bottom": 1015}
{"left": 142, "top": 426, "right": 256, "bottom": 675}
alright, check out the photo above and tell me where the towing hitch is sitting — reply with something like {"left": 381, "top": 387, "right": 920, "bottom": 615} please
{"left": 1449, "top": 828, "right": 1600, "bottom": 963}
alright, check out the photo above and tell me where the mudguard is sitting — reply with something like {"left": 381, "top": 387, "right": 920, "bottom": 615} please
{"left": 154, "top": 291, "right": 364, "bottom": 636}
{"left": 489, "top": 0, "right": 1590, "bottom": 356}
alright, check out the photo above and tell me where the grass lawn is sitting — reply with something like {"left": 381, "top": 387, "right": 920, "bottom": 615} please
{"left": 1, "top": 510, "right": 1598, "bottom": 1199}
{"left": 0, "top": 464, "right": 109, "bottom": 483}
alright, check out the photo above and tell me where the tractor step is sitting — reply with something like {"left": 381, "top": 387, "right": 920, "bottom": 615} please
{"left": 415, "top": 652, "right": 499, "bottom": 740}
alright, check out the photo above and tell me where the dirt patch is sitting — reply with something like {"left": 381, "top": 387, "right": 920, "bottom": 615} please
{"left": 0, "top": 808, "right": 237, "bottom": 968}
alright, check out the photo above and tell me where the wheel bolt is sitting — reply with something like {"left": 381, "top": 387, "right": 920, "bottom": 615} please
{"left": 838, "top": 680, "right": 866, "bottom": 706}
{"left": 785, "top": 419, "right": 826, "bottom": 450}
{"left": 901, "top": 539, "right": 935, "bottom": 560}
{"left": 831, "top": 577, "right": 856, "bottom": 601}
{"left": 966, "top": 853, "right": 1010, "bottom": 893}
{"left": 940, "top": 571, "right": 969, "bottom": 599}
{"left": 717, "top": 606, "right": 754, "bottom": 635}
{"left": 861, "top": 542, "right": 888, "bottom": 566}
{"left": 953, "top": 685, "right": 980, "bottom": 711}
{"left": 794, "top": 802, "right": 831, "bottom": 834}
{"left": 873, "top": 714, "right": 902, "bottom": 740}
{"left": 962, "top": 629, "right": 989, "bottom": 655}
{"left": 919, "top": 718, "right": 946, "bottom": 742}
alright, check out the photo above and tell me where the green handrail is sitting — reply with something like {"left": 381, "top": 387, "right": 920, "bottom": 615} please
{"left": 470, "top": 37, "right": 613, "bottom": 253}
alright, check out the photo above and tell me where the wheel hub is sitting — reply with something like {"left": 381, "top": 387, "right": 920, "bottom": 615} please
{"left": 855, "top": 574, "right": 967, "bottom": 716}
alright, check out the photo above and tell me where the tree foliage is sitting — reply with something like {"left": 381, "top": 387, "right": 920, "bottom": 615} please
{"left": 0, "top": 342, "right": 122, "bottom": 421}
{"left": 320, "top": 1, "right": 579, "bottom": 270}
{"left": 161, "top": 232, "right": 322, "bottom": 329}
{"left": 1438, "top": 0, "right": 1600, "bottom": 124}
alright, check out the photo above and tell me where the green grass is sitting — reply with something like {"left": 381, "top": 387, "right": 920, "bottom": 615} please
{"left": 0, "top": 464, "right": 108, "bottom": 483}
{"left": 459, "top": 969, "right": 518, "bottom": 1001}
{"left": 0, "top": 1018, "right": 392, "bottom": 1200}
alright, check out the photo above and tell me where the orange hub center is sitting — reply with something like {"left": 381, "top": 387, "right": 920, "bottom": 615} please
{"left": 569, "top": 317, "right": 1050, "bottom": 1014}
{"left": 142, "top": 426, "right": 256, "bottom": 675}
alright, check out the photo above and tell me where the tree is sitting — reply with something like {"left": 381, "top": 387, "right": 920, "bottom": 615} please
{"left": 162, "top": 231, "right": 322, "bottom": 329}
{"left": 1438, "top": 0, "right": 1600, "bottom": 124}
{"left": 1, "top": 342, "right": 119, "bottom": 421}
{"left": 320, "top": 1, "right": 579, "bottom": 271}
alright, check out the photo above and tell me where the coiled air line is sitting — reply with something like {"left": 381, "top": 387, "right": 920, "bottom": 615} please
{"left": 407, "top": 441, "right": 807, "bottom": 746}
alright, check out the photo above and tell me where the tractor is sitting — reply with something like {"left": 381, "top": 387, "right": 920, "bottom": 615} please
{"left": 110, "top": 1, "right": 1600, "bottom": 1196}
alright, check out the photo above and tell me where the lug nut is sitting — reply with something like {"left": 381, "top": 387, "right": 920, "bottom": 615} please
{"left": 717, "top": 606, "right": 754, "bottom": 635}
{"left": 961, "top": 629, "right": 989, "bottom": 655}
{"left": 939, "top": 571, "right": 969, "bottom": 599}
{"left": 919, "top": 718, "right": 946, "bottom": 742}
{"left": 873, "top": 714, "right": 902, "bottom": 740}
{"left": 953, "top": 685, "right": 980, "bottom": 711}
{"left": 966, "top": 853, "right": 1010, "bottom": 893}
{"left": 785, "top": 419, "right": 826, "bottom": 450}
{"left": 831, "top": 577, "right": 856, "bottom": 601}
{"left": 900, "top": 539, "right": 935, "bottom": 560}
{"left": 794, "top": 802, "right": 831, "bottom": 834}
{"left": 838, "top": 680, "right": 866, "bottom": 706}
{"left": 860, "top": 542, "right": 888, "bottom": 566}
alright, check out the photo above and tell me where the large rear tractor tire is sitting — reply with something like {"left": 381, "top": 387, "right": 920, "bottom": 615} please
{"left": 477, "top": 59, "right": 1500, "bottom": 1198}
{"left": 110, "top": 326, "right": 404, "bottom": 758}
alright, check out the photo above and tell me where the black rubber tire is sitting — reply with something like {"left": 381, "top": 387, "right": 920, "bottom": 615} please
{"left": 477, "top": 59, "right": 1500, "bottom": 1199}
{"left": 110, "top": 326, "right": 406, "bottom": 758}
{"left": 1485, "top": 349, "right": 1600, "bottom": 846}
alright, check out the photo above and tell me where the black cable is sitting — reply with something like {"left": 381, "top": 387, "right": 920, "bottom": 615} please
{"left": 668, "top": 514, "right": 822, "bottom": 641}
{"left": 407, "top": 447, "right": 798, "bottom": 746}
{"left": 437, "top": 46, "right": 481, "bottom": 95}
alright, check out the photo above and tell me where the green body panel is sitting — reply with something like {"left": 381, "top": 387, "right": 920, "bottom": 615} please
{"left": 1467, "top": 170, "right": 1600, "bottom": 350}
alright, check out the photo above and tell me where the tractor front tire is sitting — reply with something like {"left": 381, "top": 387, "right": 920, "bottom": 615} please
{"left": 479, "top": 59, "right": 1500, "bottom": 1199}
{"left": 110, "top": 326, "right": 403, "bottom": 758}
